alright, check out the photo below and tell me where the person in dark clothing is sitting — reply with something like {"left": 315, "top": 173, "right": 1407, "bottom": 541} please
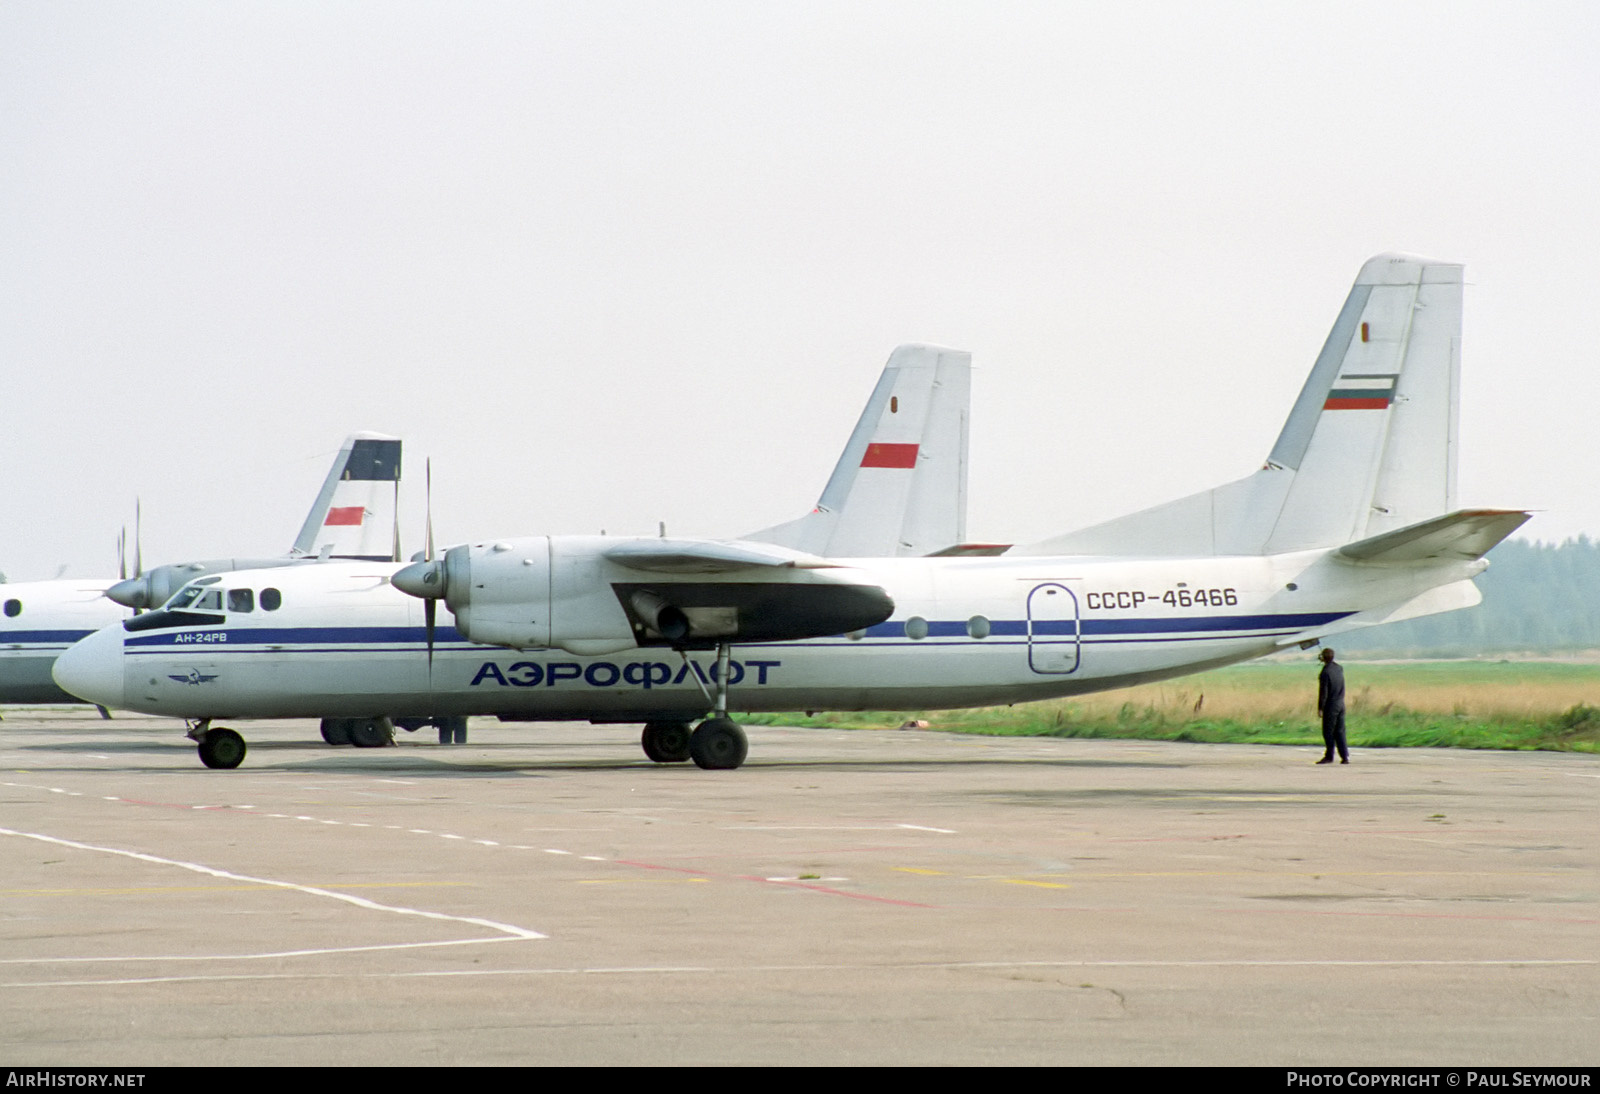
{"left": 1316, "top": 647, "right": 1349, "bottom": 764}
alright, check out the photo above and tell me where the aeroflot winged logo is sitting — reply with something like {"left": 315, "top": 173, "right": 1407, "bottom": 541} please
{"left": 168, "top": 669, "right": 220, "bottom": 686}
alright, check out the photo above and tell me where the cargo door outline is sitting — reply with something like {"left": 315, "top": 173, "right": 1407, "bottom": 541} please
{"left": 1027, "top": 582, "right": 1080, "bottom": 674}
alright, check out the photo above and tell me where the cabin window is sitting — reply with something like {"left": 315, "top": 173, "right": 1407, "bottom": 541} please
{"left": 261, "top": 588, "right": 283, "bottom": 611}
{"left": 3, "top": 599, "right": 19, "bottom": 618}
{"left": 905, "top": 616, "right": 929, "bottom": 640}
{"left": 967, "top": 615, "right": 991, "bottom": 639}
{"left": 227, "top": 589, "right": 254, "bottom": 613}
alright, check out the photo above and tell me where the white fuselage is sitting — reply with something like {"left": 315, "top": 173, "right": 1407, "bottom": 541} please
{"left": 53, "top": 550, "right": 1478, "bottom": 722}
{"left": 0, "top": 580, "right": 126, "bottom": 703}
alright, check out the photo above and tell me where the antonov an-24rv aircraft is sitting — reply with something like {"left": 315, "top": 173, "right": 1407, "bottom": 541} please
{"left": 55, "top": 255, "right": 1528, "bottom": 770}
{"left": 0, "top": 432, "right": 404, "bottom": 707}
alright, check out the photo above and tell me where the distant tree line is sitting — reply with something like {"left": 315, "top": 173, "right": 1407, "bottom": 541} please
{"left": 1333, "top": 537, "right": 1600, "bottom": 657}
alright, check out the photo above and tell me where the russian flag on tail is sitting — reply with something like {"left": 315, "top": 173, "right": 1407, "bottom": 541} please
{"left": 1324, "top": 374, "right": 1397, "bottom": 411}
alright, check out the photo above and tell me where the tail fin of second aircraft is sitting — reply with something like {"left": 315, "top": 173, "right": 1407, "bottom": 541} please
{"left": 290, "top": 432, "right": 403, "bottom": 561}
{"left": 746, "top": 344, "right": 970, "bottom": 557}
{"left": 1014, "top": 254, "right": 1465, "bottom": 557}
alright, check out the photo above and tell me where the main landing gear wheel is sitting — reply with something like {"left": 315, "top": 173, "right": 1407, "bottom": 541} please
{"left": 641, "top": 721, "right": 692, "bottom": 763}
{"left": 319, "top": 717, "right": 352, "bottom": 746}
{"left": 347, "top": 718, "right": 394, "bottom": 748}
{"left": 689, "top": 717, "right": 748, "bottom": 770}
{"left": 198, "top": 727, "right": 246, "bottom": 770}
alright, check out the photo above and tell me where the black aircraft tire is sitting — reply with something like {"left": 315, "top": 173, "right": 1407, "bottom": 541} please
{"left": 347, "top": 719, "right": 392, "bottom": 748}
{"left": 320, "top": 718, "right": 352, "bottom": 746}
{"left": 641, "top": 721, "right": 692, "bottom": 764}
{"left": 198, "top": 728, "right": 247, "bottom": 770}
{"left": 689, "top": 718, "right": 747, "bottom": 770}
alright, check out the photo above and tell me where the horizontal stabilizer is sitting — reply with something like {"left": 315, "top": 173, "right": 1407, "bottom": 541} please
{"left": 1336, "top": 509, "right": 1531, "bottom": 564}
{"left": 603, "top": 538, "right": 831, "bottom": 574}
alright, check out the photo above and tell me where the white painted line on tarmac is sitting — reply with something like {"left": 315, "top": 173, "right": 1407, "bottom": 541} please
{"left": 897, "top": 824, "right": 956, "bottom": 834}
{"left": 2, "top": 936, "right": 529, "bottom": 966}
{"left": 3, "top": 778, "right": 605, "bottom": 864}
{"left": 0, "top": 825, "right": 546, "bottom": 941}
{"left": 13, "top": 956, "right": 1594, "bottom": 990}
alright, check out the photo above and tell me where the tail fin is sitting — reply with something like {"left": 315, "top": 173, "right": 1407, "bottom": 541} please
{"left": 290, "top": 432, "right": 403, "bottom": 561}
{"left": 746, "top": 344, "right": 970, "bottom": 556}
{"left": 1013, "top": 254, "right": 1463, "bottom": 557}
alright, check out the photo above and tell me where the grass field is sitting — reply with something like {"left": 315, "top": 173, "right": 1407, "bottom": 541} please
{"left": 743, "top": 658, "right": 1600, "bottom": 753}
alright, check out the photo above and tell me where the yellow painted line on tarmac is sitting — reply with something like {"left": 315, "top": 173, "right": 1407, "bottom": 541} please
{"left": 884, "top": 867, "right": 1566, "bottom": 888}
{"left": 1044, "top": 869, "right": 1567, "bottom": 880}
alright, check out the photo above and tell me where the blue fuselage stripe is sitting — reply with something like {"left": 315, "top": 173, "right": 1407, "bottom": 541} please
{"left": 117, "top": 611, "right": 1354, "bottom": 653}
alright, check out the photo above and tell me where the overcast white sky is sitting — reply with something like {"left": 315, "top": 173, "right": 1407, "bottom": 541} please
{"left": 3, "top": 1, "right": 1597, "bottom": 581}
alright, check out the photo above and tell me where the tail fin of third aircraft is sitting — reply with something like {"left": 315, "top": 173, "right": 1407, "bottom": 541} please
{"left": 1014, "top": 254, "right": 1465, "bottom": 557}
{"left": 746, "top": 344, "right": 970, "bottom": 557}
{"left": 290, "top": 432, "right": 403, "bottom": 561}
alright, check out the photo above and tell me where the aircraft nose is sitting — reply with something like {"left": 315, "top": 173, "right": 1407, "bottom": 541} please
{"left": 53, "top": 627, "right": 126, "bottom": 708}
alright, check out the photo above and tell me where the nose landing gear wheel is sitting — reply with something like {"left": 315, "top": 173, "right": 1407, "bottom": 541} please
{"left": 689, "top": 717, "right": 748, "bottom": 770}
{"left": 198, "top": 727, "right": 246, "bottom": 769}
{"left": 320, "top": 718, "right": 353, "bottom": 745}
{"left": 641, "top": 721, "right": 692, "bottom": 763}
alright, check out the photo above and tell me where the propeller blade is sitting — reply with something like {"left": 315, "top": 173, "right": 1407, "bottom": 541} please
{"left": 423, "top": 459, "right": 436, "bottom": 677}
{"left": 134, "top": 499, "right": 143, "bottom": 579}
{"left": 425, "top": 597, "right": 436, "bottom": 672}
{"left": 425, "top": 458, "right": 435, "bottom": 563}
{"left": 391, "top": 477, "right": 402, "bottom": 563}
{"left": 118, "top": 528, "right": 127, "bottom": 582}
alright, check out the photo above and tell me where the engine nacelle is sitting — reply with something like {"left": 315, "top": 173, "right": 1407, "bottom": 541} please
{"left": 396, "top": 535, "right": 893, "bottom": 655}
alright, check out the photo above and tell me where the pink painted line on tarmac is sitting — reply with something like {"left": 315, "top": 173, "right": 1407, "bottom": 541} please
{"left": 612, "top": 859, "right": 936, "bottom": 909}
{"left": 113, "top": 796, "right": 229, "bottom": 812}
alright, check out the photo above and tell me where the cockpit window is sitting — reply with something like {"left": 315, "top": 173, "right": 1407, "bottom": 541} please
{"left": 167, "top": 586, "right": 205, "bottom": 610}
{"left": 3, "top": 599, "right": 19, "bottom": 618}
{"left": 261, "top": 588, "right": 282, "bottom": 611}
{"left": 227, "top": 589, "right": 254, "bottom": 613}
{"left": 193, "top": 590, "right": 222, "bottom": 612}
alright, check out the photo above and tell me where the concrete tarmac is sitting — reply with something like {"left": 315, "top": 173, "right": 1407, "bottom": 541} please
{"left": 1, "top": 708, "right": 1595, "bottom": 1066}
